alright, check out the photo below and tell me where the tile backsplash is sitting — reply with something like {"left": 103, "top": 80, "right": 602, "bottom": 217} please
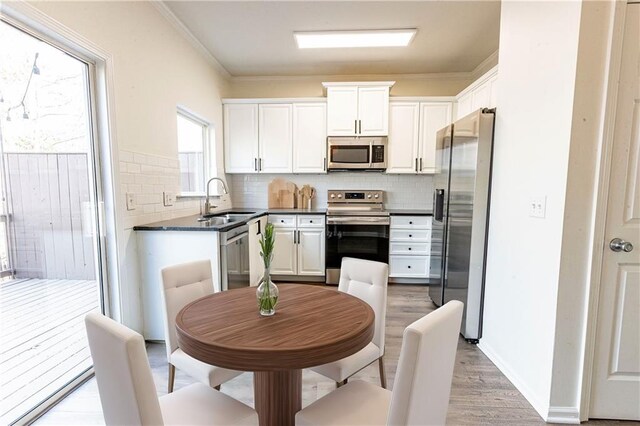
{"left": 119, "top": 150, "right": 202, "bottom": 229}
{"left": 228, "top": 173, "right": 434, "bottom": 210}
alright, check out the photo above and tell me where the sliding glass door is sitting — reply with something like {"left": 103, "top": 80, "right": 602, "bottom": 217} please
{"left": 0, "top": 20, "right": 106, "bottom": 425}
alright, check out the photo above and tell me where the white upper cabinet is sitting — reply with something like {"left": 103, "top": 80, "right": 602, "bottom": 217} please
{"left": 387, "top": 102, "right": 420, "bottom": 174}
{"left": 357, "top": 86, "right": 390, "bottom": 136}
{"left": 455, "top": 66, "right": 498, "bottom": 120}
{"left": 418, "top": 103, "right": 452, "bottom": 173}
{"left": 387, "top": 100, "right": 452, "bottom": 174}
{"left": 258, "top": 104, "right": 293, "bottom": 173}
{"left": 324, "top": 82, "right": 393, "bottom": 136}
{"left": 293, "top": 103, "right": 327, "bottom": 173}
{"left": 326, "top": 86, "right": 359, "bottom": 136}
{"left": 224, "top": 104, "right": 259, "bottom": 173}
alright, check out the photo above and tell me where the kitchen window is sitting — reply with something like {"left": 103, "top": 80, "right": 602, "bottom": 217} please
{"left": 177, "top": 108, "right": 213, "bottom": 195}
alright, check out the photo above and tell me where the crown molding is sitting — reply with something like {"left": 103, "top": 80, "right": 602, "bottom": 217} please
{"left": 150, "top": 1, "right": 231, "bottom": 80}
{"left": 230, "top": 71, "right": 472, "bottom": 83}
{"left": 470, "top": 49, "right": 499, "bottom": 81}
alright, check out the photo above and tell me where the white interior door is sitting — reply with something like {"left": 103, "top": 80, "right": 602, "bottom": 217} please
{"left": 590, "top": 4, "right": 640, "bottom": 420}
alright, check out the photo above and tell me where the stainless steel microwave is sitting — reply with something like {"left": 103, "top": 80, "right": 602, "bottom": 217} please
{"left": 327, "top": 137, "right": 388, "bottom": 171}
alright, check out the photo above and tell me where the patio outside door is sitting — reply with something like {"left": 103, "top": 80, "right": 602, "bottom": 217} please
{"left": 0, "top": 20, "right": 106, "bottom": 424}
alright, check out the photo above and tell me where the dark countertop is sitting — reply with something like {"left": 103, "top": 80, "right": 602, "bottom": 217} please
{"left": 267, "top": 208, "right": 326, "bottom": 215}
{"left": 133, "top": 207, "right": 326, "bottom": 232}
{"left": 134, "top": 207, "right": 432, "bottom": 232}
{"left": 387, "top": 209, "right": 433, "bottom": 216}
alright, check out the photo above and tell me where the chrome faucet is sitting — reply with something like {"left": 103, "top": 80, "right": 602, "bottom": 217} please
{"left": 204, "top": 177, "right": 229, "bottom": 214}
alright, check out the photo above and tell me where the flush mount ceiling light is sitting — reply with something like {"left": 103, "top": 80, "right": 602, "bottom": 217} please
{"left": 294, "top": 29, "right": 417, "bottom": 49}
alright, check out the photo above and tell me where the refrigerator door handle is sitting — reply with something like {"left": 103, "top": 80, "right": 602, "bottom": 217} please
{"left": 434, "top": 189, "right": 445, "bottom": 222}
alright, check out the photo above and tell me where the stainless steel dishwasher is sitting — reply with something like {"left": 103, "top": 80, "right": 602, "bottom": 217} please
{"left": 219, "top": 223, "right": 250, "bottom": 290}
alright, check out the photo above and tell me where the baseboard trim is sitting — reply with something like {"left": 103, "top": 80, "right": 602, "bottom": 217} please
{"left": 547, "top": 406, "right": 581, "bottom": 424}
{"left": 478, "top": 341, "right": 550, "bottom": 422}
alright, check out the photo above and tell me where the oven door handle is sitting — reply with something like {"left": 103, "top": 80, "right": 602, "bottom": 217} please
{"left": 326, "top": 216, "right": 390, "bottom": 225}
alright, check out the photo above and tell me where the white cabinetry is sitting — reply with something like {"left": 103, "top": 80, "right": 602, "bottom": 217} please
{"left": 293, "top": 103, "right": 327, "bottom": 173}
{"left": 224, "top": 104, "right": 259, "bottom": 173}
{"left": 387, "top": 100, "right": 452, "bottom": 174}
{"left": 224, "top": 99, "right": 326, "bottom": 174}
{"left": 455, "top": 66, "right": 498, "bottom": 120}
{"left": 269, "top": 215, "right": 325, "bottom": 276}
{"left": 387, "top": 102, "right": 420, "bottom": 174}
{"left": 259, "top": 104, "right": 292, "bottom": 173}
{"left": 324, "top": 82, "right": 393, "bottom": 136}
{"left": 389, "top": 216, "right": 432, "bottom": 280}
{"left": 419, "top": 102, "right": 452, "bottom": 173}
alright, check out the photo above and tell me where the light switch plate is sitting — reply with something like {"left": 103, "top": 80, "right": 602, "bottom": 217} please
{"left": 163, "top": 192, "right": 175, "bottom": 207}
{"left": 529, "top": 196, "right": 546, "bottom": 218}
{"left": 126, "top": 192, "right": 136, "bottom": 211}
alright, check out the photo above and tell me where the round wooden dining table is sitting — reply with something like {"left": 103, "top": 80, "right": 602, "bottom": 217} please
{"left": 175, "top": 284, "right": 375, "bottom": 426}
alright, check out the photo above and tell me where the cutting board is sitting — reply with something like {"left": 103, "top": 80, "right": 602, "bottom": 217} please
{"left": 268, "top": 179, "right": 297, "bottom": 208}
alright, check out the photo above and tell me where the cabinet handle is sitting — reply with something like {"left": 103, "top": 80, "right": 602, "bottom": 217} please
{"left": 310, "top": 220, "right": 313, "bottom": 223}
{"left": 355, "top": 119, "right": 358, "bottom": 134}
{"left": 323, "top": 158, "right": 327, "bottom": 171}
{"left": 408, "top": 247, "right": 412, "bottom": 251}
{"left": 409, "top": 221, "right": 413, "bottom": 224}
{"left": 358, "top": 120, "right": 362, "bottom": 134}
{"left": 254, "top": 158, "right": 258, "bottom": 171}
{"left": 259, "top": 158, "right": 262, "bottom": 171}
{"left": 409, "top": 234, "right": 412, "bottom": 238}
{"left": 297, "top": 230, "right": 301, "bottom": 244}
{"left": 419, "top": 158, "right": 423, "bottom": 172}
{"left": 415, "top": 158, "right": 418, "bottom": 172}
{"left": 407, "top": 265, "right": 412, "bottom": 269}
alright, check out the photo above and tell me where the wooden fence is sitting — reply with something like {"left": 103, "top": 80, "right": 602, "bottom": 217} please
{"left": 3, "top": 153, "right": 96, "bottom": 280}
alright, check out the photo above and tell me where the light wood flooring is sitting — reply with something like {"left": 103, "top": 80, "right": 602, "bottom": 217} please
{"left": 34, "top": 285, "right": 634, "bottom": 425}
{"left": 0, "top": 278, "right": 100, "bottom": 425}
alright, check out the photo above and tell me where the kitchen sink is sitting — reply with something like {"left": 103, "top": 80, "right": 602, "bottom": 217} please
{"left": 197, "top": 211, "right": 256, "bottom": 224}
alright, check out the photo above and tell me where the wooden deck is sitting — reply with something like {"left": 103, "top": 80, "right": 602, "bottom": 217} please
{"left": 0, "top": 278, "right": 100, "bottom": 425}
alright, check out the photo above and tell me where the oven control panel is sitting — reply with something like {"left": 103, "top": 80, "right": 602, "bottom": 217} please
{"left": 328, "top": 190, "right": 384, "bottom": 203}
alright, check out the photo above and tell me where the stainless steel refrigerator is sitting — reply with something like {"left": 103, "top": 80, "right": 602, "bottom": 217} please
{"left": 429, "top": 108, "right": 495, "bottom": 343}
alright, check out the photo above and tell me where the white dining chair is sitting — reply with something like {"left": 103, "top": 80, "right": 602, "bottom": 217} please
{"left": 296, "top": 300, "right": 464, "bottom": 426}
{"left": 161, "top": 260, "right": 242, "bottom": 392}
{"left": 311, "top": 257, "right": 389, "bottom": 388}
{"left": 85, "top": 313, "right": 258, "bottom": 426}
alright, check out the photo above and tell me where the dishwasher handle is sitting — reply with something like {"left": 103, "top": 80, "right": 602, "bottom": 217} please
{"left": 223, "top": 231, "right": 248, "bottom": 246}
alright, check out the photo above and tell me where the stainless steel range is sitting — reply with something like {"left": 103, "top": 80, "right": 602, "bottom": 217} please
{"left": 325, "top": 190, "right": 390, "bottom": 284}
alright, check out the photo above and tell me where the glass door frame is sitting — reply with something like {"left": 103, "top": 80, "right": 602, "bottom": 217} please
{"left": 0, "top": 10, "right": 117, "bottom": 425}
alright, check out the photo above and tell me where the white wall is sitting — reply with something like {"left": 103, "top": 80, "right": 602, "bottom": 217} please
{"left": 480, "top": 0, "right": 582, "bottom": 418}
{"left": 229, "top": 173, "right": 434, "bottom": 210}
{"left": 23, "top": 1, "right": 230, "bottom": 332}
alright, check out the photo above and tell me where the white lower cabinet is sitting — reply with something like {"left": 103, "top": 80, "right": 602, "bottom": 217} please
{"left": 269, "top": 215, "right": 325, "bottom": 276}
{"left": 272, "top": 227, "right": 297, "bottom": 275}
{"left": 389, "top": 216, "right": 432, "bottom": 279}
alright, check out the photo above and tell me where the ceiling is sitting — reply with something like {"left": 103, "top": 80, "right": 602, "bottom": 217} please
{"left": 163, "top": 1, "right": 501, "bottom": 77}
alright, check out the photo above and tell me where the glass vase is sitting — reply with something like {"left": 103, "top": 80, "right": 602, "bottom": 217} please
{"left": 256, "top": 267, "right": 279, "bottom": 316}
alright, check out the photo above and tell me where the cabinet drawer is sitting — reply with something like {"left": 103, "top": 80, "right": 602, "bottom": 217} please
{"left": 297, "top": 215, "right": 325, "bottom": 228}
{"left": 390, "top": 242, "right": 430, "bottom": 256}
{"left": 390, "top": 216, "right": 431, "bottom": 229}
{"left": 390, "top": 230, "right": 431, "bottom": 242}
{"left": 268, "top": 215, "right": 296, "bottom": 228}
{"left": 389, "top": 255, "right": 430, "bottom": 278}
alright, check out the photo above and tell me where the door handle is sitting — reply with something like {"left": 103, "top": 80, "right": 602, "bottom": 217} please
{"left": 610, "top": 238, "right": 633, "bottom": 252}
